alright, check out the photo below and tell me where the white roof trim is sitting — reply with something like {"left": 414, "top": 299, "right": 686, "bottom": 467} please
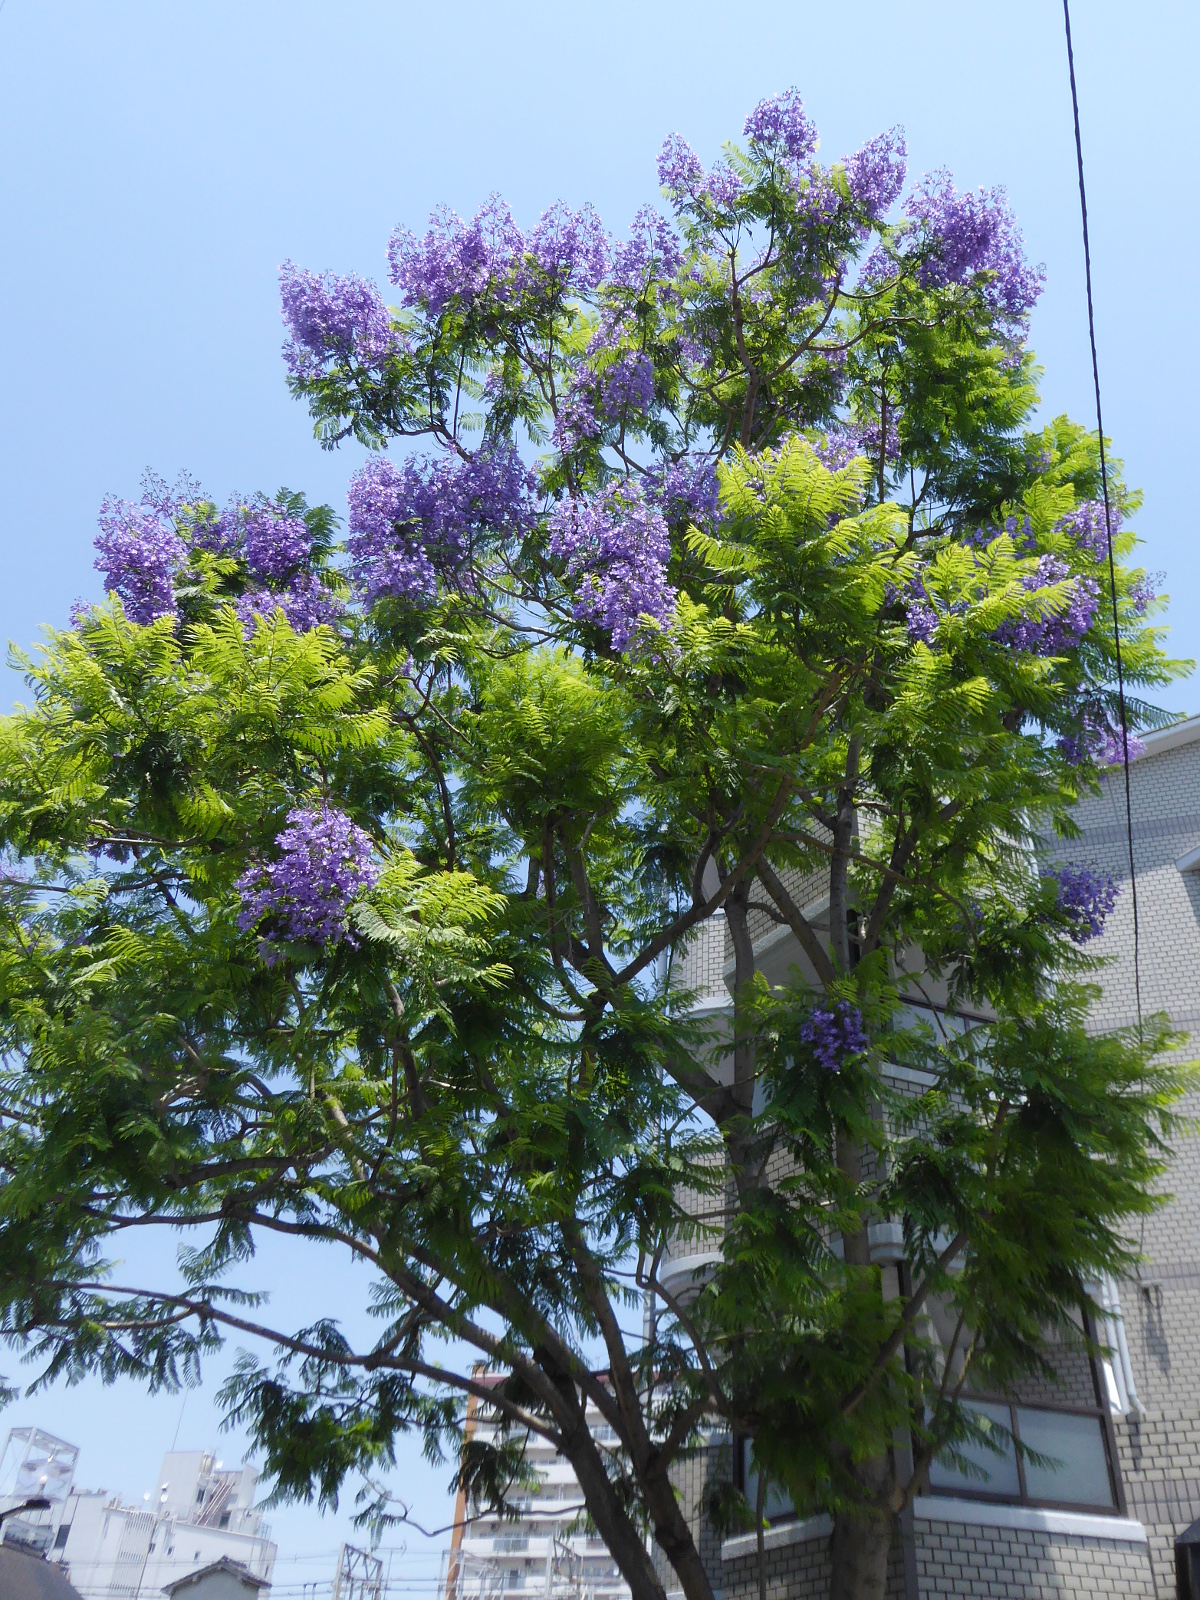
{"left": 1177, "top": 845, "right": 1200, "bottom": 873}
{"left": 1131, "top": 714, "right": 1200, "bottom": 761}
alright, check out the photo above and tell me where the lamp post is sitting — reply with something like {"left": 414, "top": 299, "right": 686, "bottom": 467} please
{"left": 0, "top": 1496, "right": 53, "bottom": 1525}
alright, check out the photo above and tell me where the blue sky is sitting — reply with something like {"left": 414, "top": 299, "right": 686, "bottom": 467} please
{"left": 0, "top": 0, "right": 1196, "bottom": 1588}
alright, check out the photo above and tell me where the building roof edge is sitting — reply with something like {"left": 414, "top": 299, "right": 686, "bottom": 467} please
{"left": 1132, "top": 714, "right": 1200, "bottom": 761}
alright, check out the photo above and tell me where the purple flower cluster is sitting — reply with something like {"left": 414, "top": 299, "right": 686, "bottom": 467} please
{"left": 388, "top": 195, "right": 607, "bottom": 319}
{"left": 799, "top": 1001, "right": 869, "bottom": 1071}
{"left": 279, "top": 262, "right": 397, "bottom": 379}
{"left": 602, "top": 352, "right": 655, "bottom": 414}
{"left": 1056, "top": 499, "right": 1121, "bottom": 561}
{"left": 239, "top": 504, "right": 312, "bottom": 580}
{"left": 656, "top": 134, "right": 743, "bottom": 212}
{"left": 1129, "top": 571, "right": 1161, "bottom": 615}
{"left": 235, "top": 803, "right": 379, "bottom": 950}
{"left": 906, "top": 597, "right": 940, "bottom": 643}
{"left": 608, "top": 206, "right": 682, "bottom": 291}
{"left": 814, "top": 415, "right": 900, "bottom": 474}
{"left": 1042, "top": 863, "right": 1119, "bottom": 943}
{"left": 905, "top": 171, "right": 1045, "bottom": 323}
{"left": 743, "top": 89, "right": 819, "bottom": 165}
{"left": 650, "top": 456, "right": 721, "bottom": 531}
{"left": 552, "top": 386, "right": 601, "bottom": 453}
{"left": 547, "top": 481, "right": 675, "bottom": 651}
{"left": 813, "top": 427, "right": 868, "bottom": 472}
{"left": 1058, "top": 713, "right": 1145, "bottom": 767}
{"left": 237, "top": 574, "right": 342, "bottom": 634}
{"left": 656, "top": 134, "right": 705, "bottom": 196}
{"left": 997, "top": 555, "right": 1100, "bottom": 655}
{"left": 94, "top": 494, "right": 186, "bottom": 626}
{"left": 522, "top": 201, "right": 609, "bottom": 293}
{"left": 348, "top": 445, "right": 536, "bottom": 607}
{"left": 843, "top": 128, "right": 907, "bottom": 219}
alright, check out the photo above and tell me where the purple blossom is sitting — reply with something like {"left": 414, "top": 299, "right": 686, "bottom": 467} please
{"left": 843, "top": 128, "right": 907, "bottom": 218}
{"left": 996, "top": 555, "right": 1100, "bottom": 654}
{"left": 389, "top": 195, "right": 523, "bottom": 318}
{"left": 279, "top": 262, "right": 397, "bottom": 379}
{"left": 1130, "top": 571, "right": 1161, "bottom": 615}
{"left": 813, "top": 426, "right": 869, "bottom": 472}
{"left": 238, "top": 504, "right": 312, "bottom": 580}
{"left": 816, "top": 415, "right": 900, "bottom": 473}
{"left": 1042, "top": 864, "right": 1119, "bottom": 943}
{"left": 518, "top": 201, "right": 608, "bottom": 294}
{"left": 743, "top": 89, "right": 819, "bottom": 165}
{"left": 799, "top": 1001, "right": 868, "bottom": 1071}
{"left": 237, "top": 574, "right": 343, "bottom": 634}
{"left": 906, "top": 598, "right": 940, "bottom": 643}
{"left": 236, "top": 803, "right": 379, "bottom": 951}
{"left": 547, "top": 481, "right": 675, "bottom": 651}
{"left": 1058, "top": 713, "right": 1145, "bottom": 767}
{"left": 904, "top": 171, "right": 1045, "bottom": 323}
{"left": 603, "top": 352, "right": 655, "bottom": 415}
{"left": 348, "top": 446, "right": 536, "bottom": 607}
{"left": 1056, "top": 499, "right": 1121, "bottom": 561}
{"left": 657, "top": 134, "right": 705, "bottom": 196}
{"left": 608, "top": 207, "right": 682, "bottom": 290}
{"left": 388, "top": 196, "right": 607, "bottom": 320}
{"left": 552, "top": 387, "right": 602, "bottom": 452}
{"left": 650, "top": 457, "right": 720, "bottom": 530}
{"left": 94, "top": 495, "right": 185, "bottom": 626}
{"left": 704, "top": 163, "right": 744, "bottom": 210}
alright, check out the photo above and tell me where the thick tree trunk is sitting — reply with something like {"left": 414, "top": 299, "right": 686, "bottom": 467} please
{"left": 830, "top": 1505, "right": 893, "bottom": 1600}
{"left": 563, "top": 1421, "right": 673, "bottom": 1600}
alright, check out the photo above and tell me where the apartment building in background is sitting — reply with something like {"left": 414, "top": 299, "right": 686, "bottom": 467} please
{"left": 0, "top": 1428, "right": 276, "bottom": 1599}
{"left": 441, "top": 1384, "right": 631, "bottom": 1600}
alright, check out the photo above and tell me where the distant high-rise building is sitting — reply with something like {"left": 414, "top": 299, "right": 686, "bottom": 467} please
{"left": 442, "top": 1386, "right": 630, "bottom": 1600}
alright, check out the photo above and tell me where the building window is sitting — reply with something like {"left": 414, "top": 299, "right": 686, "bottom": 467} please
{"left": 735, "top": 1439, "right": 795, "bottom": 1524}
{"left": 927, "top": 1398, "right": 1119, "bottom": 1512}
{"left": 736, "top": 1399, "right": 1121, "bottom": 1522}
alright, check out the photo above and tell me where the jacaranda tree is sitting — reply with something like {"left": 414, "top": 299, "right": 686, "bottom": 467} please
{"left": 0, "top": 90, "right": 1189, "bottom": 1600}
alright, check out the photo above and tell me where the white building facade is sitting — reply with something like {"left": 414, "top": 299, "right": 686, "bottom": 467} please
{"left": 441, "top": 1391, "right": 630, "bottom": 1600}
{"left": 648, "top": 723, "right": 1200, "bottom": 1598}
{"left": 0, "top": 1434, "right": 276, "bottom": 1600}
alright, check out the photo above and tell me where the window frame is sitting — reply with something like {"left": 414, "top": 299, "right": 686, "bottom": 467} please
{"left": 923, "top": 1392, "right": 1126, "bottom": 1518}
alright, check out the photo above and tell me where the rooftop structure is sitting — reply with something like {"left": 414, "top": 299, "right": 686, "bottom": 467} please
{"left": 0, "top": 1435, "right": 277, "bottom": 1600}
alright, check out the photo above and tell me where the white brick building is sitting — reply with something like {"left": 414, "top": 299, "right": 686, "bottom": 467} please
{"left": 655, "top": 720, "right": 1200, "bottom": 1598}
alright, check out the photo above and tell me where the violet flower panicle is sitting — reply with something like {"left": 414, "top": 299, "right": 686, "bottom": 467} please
{"left": 1041, "top": 864, "right": 1119, "bottom": 943}
{"left": 279, "top": 262, "right": 398, "bottom": 379}
{"left": 348, "top": 446, "right": 536, "bottom": 607}
{"left": 235, "top": 803, "right": 379, "bottom": 952}
{"left": 799, "top": 1001, "right": 869, "bottom": 1071}
{"left": 547, "top": 482, "right": 675, "bottom": 651}
{"left": 94, "top": 496, "right": 186, "bottom": 626}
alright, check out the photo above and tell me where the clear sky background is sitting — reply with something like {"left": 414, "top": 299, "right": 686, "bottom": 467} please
{"left": 0, "top": 0, "right": 1197, "bottom": 1592}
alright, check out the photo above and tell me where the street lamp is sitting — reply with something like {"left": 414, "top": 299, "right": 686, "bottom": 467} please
{"left": 0, "top": 1497, "right": 52, "bottom": 1525}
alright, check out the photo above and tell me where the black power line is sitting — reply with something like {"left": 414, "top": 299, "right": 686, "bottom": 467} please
{"left": 1062, "top": 0, "right": 1143, "bottom": 1037}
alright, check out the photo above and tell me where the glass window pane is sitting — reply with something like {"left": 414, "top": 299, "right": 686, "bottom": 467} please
{"left": 929, "top": 1401, "right": 1020, "bottom": 1497}
{"left": 741, "top": 1439, "right": 794, "bottom": 1521}
{"left": 1016, "top": 1409, "right": 1114, "bottom": 1508}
